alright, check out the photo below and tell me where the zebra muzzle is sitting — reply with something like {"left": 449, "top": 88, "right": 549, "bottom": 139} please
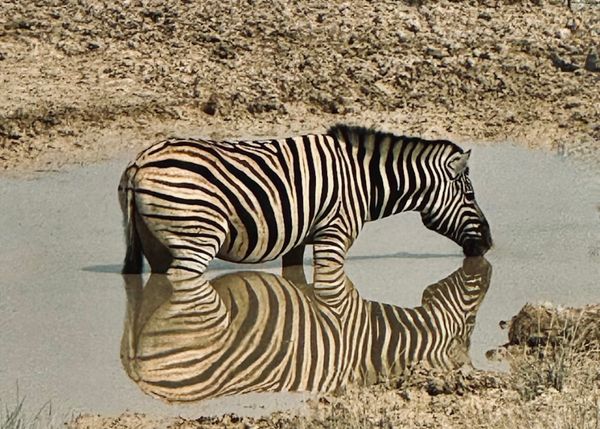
{"left": 462, "top": 223, "right": 493, "bottom": 256}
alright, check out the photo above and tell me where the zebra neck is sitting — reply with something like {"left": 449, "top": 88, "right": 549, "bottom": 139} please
{"left": 352, "top": 138, "right": 430, "bottom": 222}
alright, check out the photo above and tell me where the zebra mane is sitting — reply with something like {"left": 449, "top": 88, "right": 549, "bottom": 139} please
{"left": 326, "top": 124, "right": 464, "bottom": 153}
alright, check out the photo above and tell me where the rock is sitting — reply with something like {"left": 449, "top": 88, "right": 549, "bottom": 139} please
{"left": 398, "top": 389, "right": 411, "bottom": 401}
{"left": 500, "top": 302, "right": 600, "bottom": 350}
{"left": 201, "top": 94, "right": 219, "bottom": 115}
{"left": 550, "top": 53, "right": 579, "bottom": 72}
{"left": 478, "top": 11, "right": 492, "bottom": 21}
{"left": 426, "top": 378, "right": 446, "bottom": 396}
{"left": 426, "top": 47, "right": 445, "bottom": 59}
{"left": 566, "top": 18, "right": 579, "bottom": 31}
{"left": 406, "top": 19, "right": 421, "bottom": 33}
{"left": 564, "top": 98, "right": 582, "bottom": 109}
{"left": 584, "top": 48, "right": 600, "bottom": 72}
{"left": 395, "top": 31, "right": 409, "bottom": 43}
{"left": 555, "top": 28, "right": 571, "bottom": 40}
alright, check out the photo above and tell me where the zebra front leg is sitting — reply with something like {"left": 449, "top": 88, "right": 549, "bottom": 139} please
{"left": 312, "top": 233, "right": 354, "bottom": 310}
{"left": 282, "top": 244, "right": 307, "bottom": 284}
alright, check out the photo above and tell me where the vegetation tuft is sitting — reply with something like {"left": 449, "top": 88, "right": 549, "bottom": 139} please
{"left": 1, "top": 393, "right": 56, "bottom": 429}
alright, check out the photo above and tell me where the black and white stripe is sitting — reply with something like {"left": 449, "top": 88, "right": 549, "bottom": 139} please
{"left": 118, "top": 124, "right": 492, "bottom": 277}
{"left": 121, "top": 257, "right": 491, "bottom": 402}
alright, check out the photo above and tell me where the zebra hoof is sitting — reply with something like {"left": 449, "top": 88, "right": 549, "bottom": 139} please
{"left": 462, "top": 239, "right": 490, "bottom": 257}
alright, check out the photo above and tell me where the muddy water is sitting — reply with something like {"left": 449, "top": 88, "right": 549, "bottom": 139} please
{"left": 0, "top": 144, "right": 598, "bottom": 418}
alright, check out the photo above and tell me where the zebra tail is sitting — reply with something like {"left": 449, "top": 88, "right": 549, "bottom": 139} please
{"left": 119, "top": 164, "right": 144, "bottom": 274}
{"left": 120, "top": 273, "right": 144, "bottom": 381}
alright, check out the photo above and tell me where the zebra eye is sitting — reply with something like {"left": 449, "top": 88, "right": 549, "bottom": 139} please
{"left": 465, "top": 191, "right": 475, "bottom": 202}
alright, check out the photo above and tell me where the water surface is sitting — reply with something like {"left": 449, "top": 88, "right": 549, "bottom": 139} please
{"left": 0, "top": 143, "right": 598, "bottom": 417}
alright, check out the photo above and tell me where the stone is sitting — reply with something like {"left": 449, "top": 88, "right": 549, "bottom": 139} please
{"left": 406, "top": 19, "right": 421, "bottom": 33}
{"left": 566, "top": 18, "right": 579, "bottom": 31}
{"left": 201, "top": 94, "right": 219, "bottom": 115}
{"left": 426, "top": 47, "right": 445, "bottom": 59}
{"left": 584, "top": 48, "right": 600, "bottom": 72}
{"left": 550, "top": 53, "right": 579, "bottom": 72}
{"left": 555, "top": 28, "right": 571, "bottom": 40}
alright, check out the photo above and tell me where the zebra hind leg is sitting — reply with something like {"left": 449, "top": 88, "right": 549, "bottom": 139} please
{"left": 141, "top": 214, "right": 228, "bottom": 279}
{"left": 120, "top": 186, "right": 144, "bottom": 274}
{"left": 282, "top": 244, "right": 307, "bottom": 285}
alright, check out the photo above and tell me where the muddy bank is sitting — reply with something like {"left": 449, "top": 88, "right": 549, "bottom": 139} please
{"left": 1, "top": 0, "right": 599, "bottom": 173}
{"left": 69, "top": 301, "right": 600, "bottom": 428}
{"left": 69, "top": 356, "right": 600, "bottom": 429}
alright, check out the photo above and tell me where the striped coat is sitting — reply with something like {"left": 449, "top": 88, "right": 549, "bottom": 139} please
{"left": 119, "top": 125, "right": 492, "bottom": 276}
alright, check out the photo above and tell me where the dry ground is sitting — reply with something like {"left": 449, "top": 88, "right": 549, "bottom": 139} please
{"left": 1, "top": 0, "right": 599, "bottom": 174}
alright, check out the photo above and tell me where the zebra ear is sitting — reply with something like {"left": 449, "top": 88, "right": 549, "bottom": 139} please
{"left": 448, "top": 150, "right": 470, "bottom": 178}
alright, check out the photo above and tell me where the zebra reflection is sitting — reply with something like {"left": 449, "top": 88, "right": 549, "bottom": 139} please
{"left": 121, "top": 258, "right": 491, "bottom": 402}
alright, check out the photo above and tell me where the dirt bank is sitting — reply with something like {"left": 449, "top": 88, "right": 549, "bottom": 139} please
{"left": 70, "top": 357, "right": 599, "bottom": 429}
{"left": 66, "top": 302, "right": 600, "bottom": 428}
{"left": 1, "top": 0, "right": 599, "bottom": 173}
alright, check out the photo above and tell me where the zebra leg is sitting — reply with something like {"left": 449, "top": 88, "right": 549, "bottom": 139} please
{"left": 165, "top": 229, "right": 228, "bottom": 279}
{"left": 122, "top": 221, "right": 144, "bottom": 274}
{"left": 311, "top": 231, "right": 354, "bottom": 310}
{"left": 139, "top": 210, "right": 229, "bottom": 279}
{"left": 119, "top": 170, "right": 144, "bottom": 274}
{"left": 281, "top": 244, "right": 307, "bottom": 284}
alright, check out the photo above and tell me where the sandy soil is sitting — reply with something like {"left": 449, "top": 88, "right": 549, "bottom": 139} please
{"left": 1, "top": 0, "right": 599, "bottom": 174}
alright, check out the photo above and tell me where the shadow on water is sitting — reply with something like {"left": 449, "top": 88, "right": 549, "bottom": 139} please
{"left": 83, "top": 264, "right": 123, "bottom": 274}
{"left": 83, "top": 251, "right": 458, "bottom": 274}
{"left": 120, "top": 257, "right": 492, "bottom": 403}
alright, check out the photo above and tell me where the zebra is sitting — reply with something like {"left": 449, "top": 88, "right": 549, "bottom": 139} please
{"left": 120, "top": 257, "right": 491, "bottom": 402}
{"left": 118, "top": 124, "right": 492, "bottom": 278}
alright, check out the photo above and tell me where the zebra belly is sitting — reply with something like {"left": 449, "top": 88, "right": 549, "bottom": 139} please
{"left": 216, "top": 217, "right": 308, "bottom": 263}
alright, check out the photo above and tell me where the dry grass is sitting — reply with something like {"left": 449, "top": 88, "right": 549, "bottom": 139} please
{"left": 0, "top": 395, "right": 57, "bottom": 429}
{"left": 272, "top": 351, "right": 600, "bottom": 429}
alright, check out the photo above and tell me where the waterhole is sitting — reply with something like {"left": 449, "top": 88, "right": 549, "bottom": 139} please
{"left": 0, "top": 143, "right": 598, "bottom": 418}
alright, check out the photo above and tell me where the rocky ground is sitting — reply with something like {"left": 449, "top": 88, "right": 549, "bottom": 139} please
{"left": 1, "top": 0, "right": 599, "bottom": 174}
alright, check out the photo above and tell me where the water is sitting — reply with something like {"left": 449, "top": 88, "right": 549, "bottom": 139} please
{"left": 0, "top": 143, "right": 598, "bottom": 418}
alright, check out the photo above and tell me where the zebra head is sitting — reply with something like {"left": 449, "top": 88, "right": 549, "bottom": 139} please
{"left": 420, "top": 149, "right": 492, "bottom": 256}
